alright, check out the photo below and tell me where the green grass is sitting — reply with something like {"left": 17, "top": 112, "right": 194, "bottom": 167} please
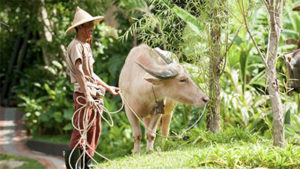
{"left": 0, "top": 154, "right": 45, "bottom": 169}
{"left": 97, "top": 128, "right": 300, "bottom": 169}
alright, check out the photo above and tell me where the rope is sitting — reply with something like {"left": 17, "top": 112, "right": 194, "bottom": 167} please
{"left": 69, "top": 90, "right": 206, "bottom": 168}
{"left": 119, "top": 91, "right": 207, "bottom": 139}
{"left": 69, "top": 95, "right": 123, "bottom": 169}
{"left": 171, "top": 104, "right": 207, "bottom": 139}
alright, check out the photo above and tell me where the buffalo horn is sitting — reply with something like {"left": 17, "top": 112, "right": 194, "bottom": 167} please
{"left": 154, "top": 48, "right": 172, "bottom": 64}
{"left": 137, "top": 62, "right": 178, "bottom": 79}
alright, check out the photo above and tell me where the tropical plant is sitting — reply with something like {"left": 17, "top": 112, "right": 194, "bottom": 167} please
{"left": 16, "top": 60, "right": 74, "bottom": 135}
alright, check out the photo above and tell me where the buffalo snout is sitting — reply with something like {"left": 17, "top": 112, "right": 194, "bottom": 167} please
{"left": 202, "top": 96, "right": 209, "bottom": 103}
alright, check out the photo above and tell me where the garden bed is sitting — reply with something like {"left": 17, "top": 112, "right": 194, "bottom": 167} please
{"left": 26, "top": 134, "right": 70, "bottom": 157}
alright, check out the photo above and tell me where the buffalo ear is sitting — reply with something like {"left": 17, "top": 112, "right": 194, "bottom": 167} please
{"left": 144, "top": 77, "right": 161, "bottom": 85}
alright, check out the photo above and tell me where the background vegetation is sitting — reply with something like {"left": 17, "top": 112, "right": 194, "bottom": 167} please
{"left": 0, "top": 0, "right": 299, "bottom": 168}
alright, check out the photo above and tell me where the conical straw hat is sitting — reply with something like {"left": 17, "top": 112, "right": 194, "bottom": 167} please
{"left": 66, "top": 7, "right": 104, "bottom": 34}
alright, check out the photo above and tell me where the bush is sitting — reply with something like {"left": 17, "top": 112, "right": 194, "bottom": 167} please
{"left": 17, "top": 61, "right": 74, "bottom": 135}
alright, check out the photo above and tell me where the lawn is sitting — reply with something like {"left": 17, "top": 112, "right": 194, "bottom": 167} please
{"left": 0, "top": 154, "right": 45, "bottom": 169}
{"left": 98, "top": 128, "right": 300, "bottom": 169}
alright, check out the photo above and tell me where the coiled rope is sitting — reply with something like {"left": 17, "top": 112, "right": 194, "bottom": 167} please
{"left": 68, "top": 95, "right": 124, "bottom": 169}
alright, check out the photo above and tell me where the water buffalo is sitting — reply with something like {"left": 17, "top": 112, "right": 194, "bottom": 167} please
{"left": 284, "top": 49, "right": 300, "bottom": 92}
{"left": 119, "top": 44, "right": 209, "bottom": 154}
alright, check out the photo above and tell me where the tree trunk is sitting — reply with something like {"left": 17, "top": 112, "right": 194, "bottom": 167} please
{"left": 207, "top": 3, "right": 221, "bottom": 132}
{"left": 265, "top": 0, "right": 284, "bottom": 148}
{"left": 207, "top": 71, "right": 221, "bottom": 132}
{"left": 40, "top": 2, "right": 52, "bottom": 66}
{"left": 0, "top": 37, "right": 22, "bottom": 106}
{"left": 298, "top": 94, "right": 300, "bottom": 113}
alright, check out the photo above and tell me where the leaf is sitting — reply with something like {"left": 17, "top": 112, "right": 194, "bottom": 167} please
{"left": 40, "top": 113, "right": 49, "bottom": 123}
{"left": 249, "top": 70, "right": 266, "bottom": 87}
{"left": 52, "top": 60, "right": 62, "bottom": 70}
{"left": 33, "top": 82, "right": 41, "bottom": 88}
{"left": 46, "top": 66, "right": 57, "bottom": 75}
{"left": 285, "top": 124, "right": 300, "bottom": 133}
{"left": 282, "top": 29, "right": 299, "bottom": 37}
{"left": 171, "top": 5, "right": 202, "bottom": 35}
{"left": 63, "top": 123, "right": 73, "bottom": 131}
{"left": 35, "top": 111, "right": 41, "bottom": 117}
{"left": 43, "top": 83, "right": 56, "bottom": 98}
{"left": 18, "top": 94, "right": 30, "bottom": 104}
{"left": 240, "top": 47, "right": 249, "bottom": 95}
{"left": 63, "top": 108, "right": 74, "bottom": 120}
{"left": 292, "top": 114, "right": 300, "bottom": 128}
{"left": 53, "top": 112, "right": 63, "bottom": 123}
{"left": 284, "top": 108, "right": 291, "bottom": 124}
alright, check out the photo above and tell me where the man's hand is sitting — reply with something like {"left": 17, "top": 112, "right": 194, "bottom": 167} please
{"left": 108, "top": 86, "right": 120, "bottom": 96}
{"left": 86, "top": 94, "right": 96, "bottom": 108}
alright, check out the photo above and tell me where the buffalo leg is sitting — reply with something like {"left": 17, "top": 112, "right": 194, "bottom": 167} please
{"left": 160, "top": 100, "right": 176, "bottom": 138}
{"left": 143, "top": 117, "right": 151, "bottom": 127}
{"left": 125, "top": 106, "right": 142, "bottom": 154}
{"left": 146, "top": 113, "right": 162, "bottom": 151}
{"left": 160, "top": 112, "right": 173, "bottom": 138}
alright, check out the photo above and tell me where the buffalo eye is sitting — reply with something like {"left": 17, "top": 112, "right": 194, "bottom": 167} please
{"left": 179, "top": 78, "right": 187, "bottom": 83}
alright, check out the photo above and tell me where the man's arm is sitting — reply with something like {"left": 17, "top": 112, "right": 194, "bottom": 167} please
{"left": 93, "top": 73, "right": 110, "bottom": 89}
{"left": 75, "top": 60, "right": 95, "bottom": 107}
{"left": 93, "top": 73, "right": 119, "bottom": 96}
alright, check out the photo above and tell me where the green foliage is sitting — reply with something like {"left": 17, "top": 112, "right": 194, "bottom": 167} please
{"left": 285, "top": 112, "right": 300, "bottom": 138}
{"left": 92, "top": 23, "right": 130, "bottom": 85}
{"left": 6, "top": 0, "right": 136, "bottom": 158}
{"left": 120, "top": 0, "right": 300, "bottom": 142}
{"left": 220, "top": 0, "right": 300, "bottom": 137}
{"left": 95, "top": 98, "right": 134, "bottom": 161}
{"left": 171, "top": 5, "right": 202, "bottom": 34}
{"left": 16, "top": 61, "right": 74, "bottom": 135}
{"left": 0, "top": 0, "right": 138, "bottom": 160}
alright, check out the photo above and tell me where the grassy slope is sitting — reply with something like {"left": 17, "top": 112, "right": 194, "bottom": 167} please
{"left": 98, "top": 128, "right": 300, "bottom": 169}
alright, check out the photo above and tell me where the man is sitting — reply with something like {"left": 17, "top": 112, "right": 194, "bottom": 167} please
{"left": 64, "top": 7, "right": 119, "bottom": 169}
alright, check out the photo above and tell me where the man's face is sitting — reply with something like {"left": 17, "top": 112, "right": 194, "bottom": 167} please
{"left": 79, "top": 21, "right": 94, "bottom": 37}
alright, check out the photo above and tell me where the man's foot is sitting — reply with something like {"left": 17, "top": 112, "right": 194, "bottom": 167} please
{"left": 84, "top": 158, "right": 96, "bottom": 169}
{"left": 63, "top": 148, "right": 82, "bottom": 169}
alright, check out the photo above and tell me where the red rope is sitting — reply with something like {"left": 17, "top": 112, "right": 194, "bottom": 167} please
{"left": 83, "top": 25, "right": 92, "bottom": 47}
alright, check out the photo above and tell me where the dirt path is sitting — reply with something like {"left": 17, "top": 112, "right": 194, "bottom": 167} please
{"left": 0, "top": 107, "right": 65, "bottom": 169}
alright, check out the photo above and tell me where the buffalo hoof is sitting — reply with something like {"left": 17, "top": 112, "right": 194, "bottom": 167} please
{"left": 183, "top": 135, "right": 190, "bottom": 141}
{"left": 146, "top": 149, "right": 154, "bottom": 154}
{"left": 132, "top": 151, "right": 140, "bottom": 155}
